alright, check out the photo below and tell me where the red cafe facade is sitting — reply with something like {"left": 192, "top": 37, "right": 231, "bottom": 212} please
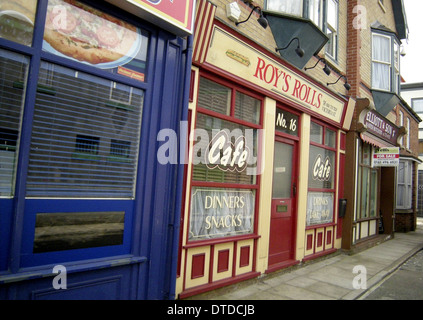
{"left": 176, "top": 1, "right": 356, "bottom": 299}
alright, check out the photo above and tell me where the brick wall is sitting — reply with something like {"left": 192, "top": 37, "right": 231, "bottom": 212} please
{"left": 211, "top": 0, "right": 350, "bottom": 95}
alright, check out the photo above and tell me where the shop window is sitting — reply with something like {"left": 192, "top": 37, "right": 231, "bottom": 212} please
{"left": 197, "top": 77, "right": 231, "bottom": 115}
{"left": 397, "top": 160, "right": 413, "bottom": 209}
{"left": 26, "top": 62, "right": 144, "bottom": 198}
{"left": 306, "top": 122, "right": 337, "bottom": 226}
{"left": 372, "top": 32, "right": 401, "bottom": 94}
{"left": 189, "top": 76, "right": 262, "bottom": 242}
{"left": 234, "top": 91, "right": 261, "bottom": 125}
{"left": 310, "top": 122, "right": 323, "bottom": 144}
{"left": 325, "top": 128, "right": 336, "bottom": 148}
{"left": 357, "top": 142, "right": 378, "bottom": 219}
{"left": 0, "top": 49, "right": 28, "bottom": 197}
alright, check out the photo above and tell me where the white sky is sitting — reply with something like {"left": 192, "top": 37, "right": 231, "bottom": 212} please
{"left": 400, "top": 0, "right": 423, "bottom": 84}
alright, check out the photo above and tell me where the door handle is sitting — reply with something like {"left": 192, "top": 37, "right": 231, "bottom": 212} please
{"left": 293, "top": 183, "right": 297, "bottom": 197}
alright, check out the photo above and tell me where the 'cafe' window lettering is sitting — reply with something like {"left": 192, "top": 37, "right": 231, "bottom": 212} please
{"left": 205, "top": 130, "right": 250, "bottom": 172}
{"left": 312, "top": 154, "right": 332, "bottom": 182}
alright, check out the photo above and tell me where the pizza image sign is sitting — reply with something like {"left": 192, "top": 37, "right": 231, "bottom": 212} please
{"left": 43, "top": 0, "right": 148, "bottom": 81}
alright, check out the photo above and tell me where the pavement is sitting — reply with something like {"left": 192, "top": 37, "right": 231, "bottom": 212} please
{"left": 186, "top": 218, "right": 423, "bottom": 300}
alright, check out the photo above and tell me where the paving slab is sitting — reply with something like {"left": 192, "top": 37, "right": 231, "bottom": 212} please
{"left": 185, "top": 222, "right": 423, "bottom": 300}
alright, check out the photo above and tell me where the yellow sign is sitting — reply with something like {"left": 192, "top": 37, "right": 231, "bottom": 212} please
{"left": 206, "top": 27, "right": 346, "bottom": 124}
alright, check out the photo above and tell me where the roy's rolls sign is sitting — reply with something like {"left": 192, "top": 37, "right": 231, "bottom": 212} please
{"left": 205, "top": 27, "right": 346, "bottom": 124}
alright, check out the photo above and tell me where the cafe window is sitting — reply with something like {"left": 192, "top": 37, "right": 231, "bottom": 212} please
{"left": 357, "top": 142, "right": 379, "bottom": 219}
{"left": 306, "top": 121, "right": 336, "bottom": 226}
{"left": 189, "top": 76, "right": 262, "bottom": 242}
{"left": 372, "top": 32, "right": 401, "bottom": 94}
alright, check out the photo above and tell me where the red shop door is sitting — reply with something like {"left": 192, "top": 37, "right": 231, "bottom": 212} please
{"left": 268, "top": 138, "right": 297, "bottom": 270}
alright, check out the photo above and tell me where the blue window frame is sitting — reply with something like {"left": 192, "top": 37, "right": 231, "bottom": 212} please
{"left": 0, "top": 0, "right": 155, "bottom": 269}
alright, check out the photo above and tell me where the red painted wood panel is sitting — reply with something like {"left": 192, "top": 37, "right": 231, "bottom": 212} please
{"left": 191, "top": 253, "right": 205, "bottom": 279}
{"left": 217, "top": 249, "right": 230, "bottom": 273}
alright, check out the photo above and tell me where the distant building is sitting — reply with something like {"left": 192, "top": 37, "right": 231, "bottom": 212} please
{"left": 401, "top": 82, "right": 423, "bottom": 218}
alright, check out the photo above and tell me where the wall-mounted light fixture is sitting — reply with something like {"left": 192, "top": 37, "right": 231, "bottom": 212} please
{"left": 235, "top": 5, "right": 268, "bottom": 29}
{"left": 305, "top": 57, "right": 331, "bottom": 76}
{"left": 226, "top": 2, "right": 241, "bottom": 22}
{"left": 327, "top": 75, "right": 351, "bottom": 91}
{"left": 275, "top": 37, "right": 305, "bottom": 58}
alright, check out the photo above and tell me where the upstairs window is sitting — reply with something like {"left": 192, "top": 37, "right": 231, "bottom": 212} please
{"left": 265, "top": 0, "right": 339, "bottom": 60}
{"left": 412, "top": 98, "right": 423, "bottom": 113}
{"left": 267, "top": 0, "right": 302, "bottom": 16}
{"left": 372, "top": 32, "right": 401, "bottom": 94}
{"left": 325, "top": 0, "right": 338, "bottom": 60}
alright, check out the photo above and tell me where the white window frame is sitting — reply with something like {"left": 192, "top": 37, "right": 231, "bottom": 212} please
{"left": 399, "top": 110, "right": 404, "bottom": 146}
{"left": 266, "top": 0, "right": 303, "bottom": 16}
{"left": 397, "top": 160, "right": 413, "bottom": 209}
{"left": 371, "top": 32, "right": 401, "bottom": 94}
{"left": 412, "top": 98, "right": 423, "bottom": 113}
{"left": 325, "top": 0, "right": 338, "bottom": 60}
{"left": 308, "top": 0, "right": 324, "bottom": 29}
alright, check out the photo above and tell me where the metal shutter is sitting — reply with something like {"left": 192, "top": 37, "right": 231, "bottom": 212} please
{"left": 26, "top": 62, "right": 143, "bottom": 198}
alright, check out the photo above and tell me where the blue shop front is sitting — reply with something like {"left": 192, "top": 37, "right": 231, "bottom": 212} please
{"left": 0, "top": 0, "right": 194, "bottom": 299}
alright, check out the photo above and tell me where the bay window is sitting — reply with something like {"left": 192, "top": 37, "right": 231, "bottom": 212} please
{"left": 267, "top": 0, "right": 302, "bottom": 16}
{"left": 397, "top": 160, "right": 413, "bottom": 209}
{"left": 326, "top": 0, "right": 338, "bottom": 60}
{"left": 265, "top": 0, "right": 338, "bottom": 59}
{"left": 372, "top": 32, "right": 401, "bottom": 94}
